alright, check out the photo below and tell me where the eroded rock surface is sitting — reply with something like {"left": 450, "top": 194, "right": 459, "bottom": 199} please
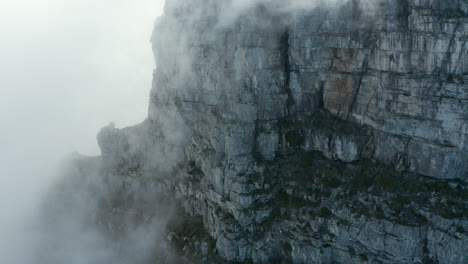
{"left": 65, "top": 0, "right": 468, "bottom": 263}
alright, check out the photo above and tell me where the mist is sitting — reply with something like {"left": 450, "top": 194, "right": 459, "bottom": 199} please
{"left": 0, "top": 0, "right": 164, "bottom": 263}
{"left": 0, "top": 0, "right": 380, "bottom": 263}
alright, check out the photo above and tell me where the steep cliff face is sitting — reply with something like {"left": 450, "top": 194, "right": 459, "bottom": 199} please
{"left": 92, "top": 0, "right": 467, "bottom": 263}
{"left": 147, "top": 0, "right": 468, "bottom": 180}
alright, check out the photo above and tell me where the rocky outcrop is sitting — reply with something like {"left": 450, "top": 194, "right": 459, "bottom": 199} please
{"left": 81, "top": 0, "right": 468, "bottom": 263}
{"left": 148, "top": 0, "right": 468, "bottom": 181}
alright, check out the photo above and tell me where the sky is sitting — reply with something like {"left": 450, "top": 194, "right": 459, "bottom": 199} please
{"left": 0, "top": 1, "right": 369, "bottom": 262}
{"left": 0, "top": 0, "right": 164, "bottom": 261}
{"left": 0, "top": 0, "right": 164, "bottom": 156}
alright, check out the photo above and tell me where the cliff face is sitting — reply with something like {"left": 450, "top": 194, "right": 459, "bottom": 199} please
{"left": 92, "top": 0, "right": 467, "bottom": 263}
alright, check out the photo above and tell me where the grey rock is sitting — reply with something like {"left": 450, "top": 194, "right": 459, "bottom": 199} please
{"left": 88, "top": 0, "right": 468, "bottom": 263}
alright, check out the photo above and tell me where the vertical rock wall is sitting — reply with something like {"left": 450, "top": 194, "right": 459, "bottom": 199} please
{"left": 93, "top": 0, "right": 467, "bottom": 263}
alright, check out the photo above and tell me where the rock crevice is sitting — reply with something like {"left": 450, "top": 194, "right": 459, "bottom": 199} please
{"left": 85, "top": 0, "right": 468, "bottom": 263}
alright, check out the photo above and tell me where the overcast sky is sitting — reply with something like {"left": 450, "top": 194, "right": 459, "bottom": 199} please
{"left": 0, "top": 0, "right": 164, "bottom": 156}
{"left": 0, "top": 1, "right": 164, "bottom": 260}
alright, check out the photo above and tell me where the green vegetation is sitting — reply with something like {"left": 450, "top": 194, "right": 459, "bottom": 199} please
{"left": 255, "top": 149, "right": 466, "bottom": 228}
{"left": 188, "top": 159, "right": 196, "bottom": 168}
{"left": 221, "top": 211, "right": 238, "bottom": 226}
{"left": 447, "top": 74, "right": 455, "bottom": 83}
{"left": 308, "top": 110, "right": 366, "bottom": 136}
{"left": 278, "top": 117, "right": 304, "bottom": 148}
{"left": 360, "top": 254, "right": 369, "bottom": 262}
{"left": 299, "top": 151, "right": 314, "bottom": 167}
{"left": 285, "top": 130, "right": 304, "bottom": 147}
{"left": 319, "top": 207, "right": 333, "bottom": 218}
{"left": 439, "top": 10, "right": 467, "bottom": 19}
{"left": 165, "top": 207, "right": 226, "bottom": 263}
{"left": 184, "top": 159, "right": 205, "bottom": 181}
{"left": 248, "top": 172, "right": 262, "bottom": 183}
{"left": 207, "top": 236, "right": 217, "bottom": 252}
{"left": 252, "top": 151, "right": 264, "bottom": 163}
{"left": 282, "top": 241, "right": 292, "bottom": 253}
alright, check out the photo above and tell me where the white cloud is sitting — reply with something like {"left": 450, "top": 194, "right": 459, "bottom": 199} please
{"left": 0, "top": 1, "right": 164, "bottom": 263}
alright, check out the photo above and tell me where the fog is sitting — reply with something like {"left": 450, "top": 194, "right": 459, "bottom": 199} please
{"left": 0, "top": 0, "right": 377, "bottom": 263}
{"left": 0, "top": 0, "right": 164, "bottom": 262}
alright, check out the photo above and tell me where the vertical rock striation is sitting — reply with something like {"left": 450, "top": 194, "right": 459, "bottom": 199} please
{"left": 87, "top": 0, "right": 468, "bottom": 263}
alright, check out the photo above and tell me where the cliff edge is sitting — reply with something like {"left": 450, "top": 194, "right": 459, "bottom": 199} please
{"left": 90, "top": 0, "right": 467, "bottom": 263}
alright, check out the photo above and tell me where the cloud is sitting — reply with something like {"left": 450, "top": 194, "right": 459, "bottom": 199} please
{"left": 0, "top": 1, "right": 164, "bottom": 263}
{"left": 0, "top": 0, "right": 383, "bottom": 263}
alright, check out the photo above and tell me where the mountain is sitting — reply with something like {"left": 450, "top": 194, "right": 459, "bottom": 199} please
{"left": 54, "top": 1, "right": 467, "bottom": 263}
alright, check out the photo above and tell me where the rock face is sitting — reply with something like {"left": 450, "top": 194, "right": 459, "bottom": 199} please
{"left": 90, "top": 0, "right": 468, "bottom": 263}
